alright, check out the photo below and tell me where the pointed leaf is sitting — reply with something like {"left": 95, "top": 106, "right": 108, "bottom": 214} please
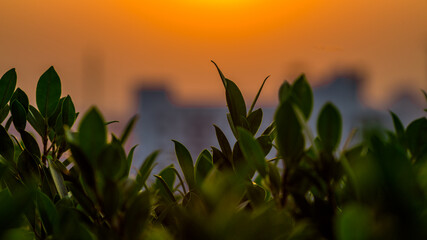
{"left": 36, "top": 191, "right": 59, "bottom": 235}
{"left": 0, "top": 104, "right": 9, "bottom": 123}
{"left": 225, "top": 79, "right": 247, "bottom": 128}
{"left": 11, "top": 100, "right": 27, "bottom": 131}
{"left": 11, "top": 88, "right": 29, "bottom": 112}
{"left": 28, "top": 105, "right": 46, "bottom": 138}
{"left": 0, "top": 125, "right": 14, "bottom": 162}
{"left": 36, "top": 66, "right": 61, "bottom": 117}
{"left": 120, "top": 115, "right": 138, "bottom": 144}
{"left": 20, "top": 131, "right": 41, "bottom": 159}
{"left": 279, "top": 81, "right": 292, "bottom": 103}
{"left": 291, "top": 74, "right": 313, "bottom": 119}
{"left": 214, "top": 125, "right": 232, "bottom": 160}
{"left": 390, "top": 111, "right": 405, "bottom": 145}
{"left": 157, "top": 165, "right": 176, "bottom": 190}
{"left": 247, "top": 108, "right": 263, "bottom": 135}
{"left": 173, "top": 140, "right": 195, "bottom": 190}
{"left": 125, "top": 145, "right": 138, "bottom": 176}
{"left": 317, "top": 102, "right": 342, "bottom": 152}
{"left": 135, "top": 150, "right": 159, "bottom": 190}
{"left": 78, "top": 107, "right": 106, "bottom": 162}
{"left": 211, "top": 60, "right": 227, "bottom": 88}
{"left": 154, "top": 175, "right": 176, "bottom": 203}
{"left": 195, "top": 149, "right": 213, "bottom": 185}
{"left": 275, "top": 101, "right": 305, "bottom": 162}
{"left": 248, "top": 75, "right": 269, "bottom": 114}
{"left": 0, "top": 68, "right": 17, "bottom": 109}
{"left": 237, "top": 127, "right": 268, "bottom": 178}
{"left": 48, "top": 158, "right": 68, "bottom": 199}
{"left": 62, "top": 95, "right": 76, "bottom": 127}
{"left": 97, "top": 141, "right": 127, "bottom": 180}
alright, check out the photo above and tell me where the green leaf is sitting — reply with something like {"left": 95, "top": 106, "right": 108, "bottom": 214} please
{"left": 11, "top": 88, "right": 29, "bottom": 113}
{"left": 0, "top": 68, "right": 17, "bottom": 109}
{"left": 195, "top": 149, "right": 213, "bottom": 185}
{"left": 390, "top": 111, "right": 405, "bottom": 145}
{"left": 97, "top": 141, "right": 127, "bottom": 180}
{"left": 256, "top": 135, "right": 273, "bottom": 156}
{"left": 78, "top": 107, "right": 106, "bottom": 162}
{"left": 317, "top": 102, "right": 342, "bottom": 152}
{"left": 225, "top": 79, "right": 247, "bottom": 128}
{"left": 17, "top": 150, "right": 40, "bottom": 186}
{"left": 28, "top": 105, "right": 46, "bottom": 138}
{"left": 61, "top": 95, "right": 76, "bottom": 127}
{"left": 20, "top": 131, "right": 41, "bottom": 159}
{"left": 154, "top": 175, "right": 176, "bottom": 203}
{"left": 11, "top": 100, "right": 27, "bottom": 131}
{"left": 121, "top": 115, "right": 138, "bottom": 144}
{"left": 275, "top": 101, "right": 305, "bottom": 163}
{"left": 278, "top": 81, "right": 292, "bottom": 103}
{"left": 0, "top": 104, "right": 9, "bottom": 123}
{"left": 48, "top": 158, "right": 68, "bottom": 199}
{"left": 248, "top": 75, "right": 269, "bottom": 114}
{"left": 0, "top": 125, "right": 14, "bottom": 162}
{"left": 36, "top": 190, "right": 59, "bottom": 235}
{"left": 291, "top": 74, "right": 313, "bottom": 120}
{"left": 135, "top": 150, "right": 159, "bottom": 191}
{"left": 173, "top": 140, "right": 195, "bottom": 190}
{"left": 246, "top": 182, "right": 266, "bottom": 207}
{"left": 247, "top": 108, "right": 263, "bottom": 135}
{"left": 48, "top": 97, "right": 65, "bottom": 128}
{"left": 406, "top": 117, "right": 427, "bottom": 160}
{"left": 237, "top": 127, "right": 268, "bottom": 178}
{"left": 211, "top": 60, "right": 227, "bottom": 88}
{"left": 36, "top": 66, "right": 61, "bottom": 117}
{"left": 123, "top": 191, "right": 151, "bottom": 240}
{"left": 157, "top": 165, "right": 176, "bottom": 190}
{"left": 214, "top": 125, "right": 232, "bottom": 160}
{"left": 267, "top": 163, "right": 281, "bottom": 197}
{"left": 125, "top": 144, "right": 138, "bottom": 177}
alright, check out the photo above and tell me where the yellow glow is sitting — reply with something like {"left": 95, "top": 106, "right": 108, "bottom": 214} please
{"left": 121, "top": 0, "right": 310, "bottom": 40}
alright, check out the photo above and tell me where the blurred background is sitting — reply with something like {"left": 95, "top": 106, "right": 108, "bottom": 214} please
{"left": 1, "top": 0, "right": 426, "bottom": 168}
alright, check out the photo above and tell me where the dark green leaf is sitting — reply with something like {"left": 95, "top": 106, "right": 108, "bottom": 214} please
{"left": 212, "top": 146, "right": 232, "bottom": 170}
{"left": 62, "top": 95, "right": 76, "bottom": 127}
{"left": 257, "top": 135, "right": 272, "bottom": 156}
{"left": 157, "top": 165, "right": 176, "bottom": 190}
{"left": 317, "top": 102, "right": 342, "bottom": 152}
{"left": 11, "top": 88, "right": 29, "bottom": 113}
{"left": 36, "top": 66, "right": 61, "bottom": 117}
{"left": 123, "top": 191, "right": 151, "bottom": 240}
{"left": 248, "top": 75, "right": 269, "bottom": 114}
{"left": 20, "top": 131, "right": 41, "bottom": 159}
{"left": 11, "top": 100, "right": 27, "bottom": 131}
{"left": 0, "top": 68, "right": 17, "bottom": 109}
{"left": 237, "top": 127, "right": 268, "bottom": 178}
{"left": 78, "top": 107, "right": 106, "bottom": 162}
{"left": 28, "top": 105, "right": 46, "bottom": 138}
{"left": 48, "top": 158, "right": 68, "bottom": 199}
{"left": 135, "top": 150, "right": 159, "bottom": 191}
{"left": 247, "top": 108, "right": 263, "bottom": 135}
{"left": 173, "top": 140, "right": 195, "bottom": 190}
{"left": 390, "top": 111, "right": 405, "bottom": 145}
{"left": 101, "top": 180, "right": 120, "bottom": 219}
{"left": 279, "top": 81, "right": 292, "bottom": 103}
{"left": 211, "top": 60, "right": 227, "bottom": 88}
{"left": 36, "top": 190, "right": 59, "bottom": 235}
{"left": 195, "top": 149, "right": 213, "bottom": 185}
{"left": 17, "top": 151, "right": 40, "bottom": 186}
{"left": 406, "top": 117, "right": 427, "bottom": 160}
{"left": 214, "top": 125, "right": 232, "bottom": 160}
{"left": 246, "top": 182, "right": 266, "bottom": 207}
{"left": 48, "top": 97, "right": 65, "bottom": 128}
{"left": 125, "top": 145, "right": 138, "bottom": 177}
{"left": 267, "top": 163, "right": 281, "bottom": 197}
{"left": 97, "top": 141, "right": 127, "bottom": 180}
{"left": 291, "top": 74, "right": 313, "bottom": 120}
{"left": 0, "top": 125, "right": 14, "bottom": 162}
{"left": 154, "top": 175, "right": 176, "bottom": 203}
{"left": 0, "top": 104, "right": 9, "bottom": 123}
{"left": 275, "top": 101, "right": 305, "bottom": 163}
{"left": 225, "top": 79, "right": 247, "bottom": 128}
{"left": 121, "top": 115, "right": 138, "bottom": 144}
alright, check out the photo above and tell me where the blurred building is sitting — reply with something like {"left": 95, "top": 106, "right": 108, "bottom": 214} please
{"left": 135, "top": 74, "right": 426, "bottom": 171}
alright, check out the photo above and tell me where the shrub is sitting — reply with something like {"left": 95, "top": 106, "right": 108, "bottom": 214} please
{"left": 0, "top": 63, "right": 426, "bottom": 239}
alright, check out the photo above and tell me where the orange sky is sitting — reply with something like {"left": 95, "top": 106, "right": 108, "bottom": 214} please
{"left": 1, "top": 0, "right": 426, "bottom": 117}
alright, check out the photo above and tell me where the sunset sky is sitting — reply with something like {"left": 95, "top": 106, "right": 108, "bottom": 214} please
{"left": 1, "top": 0, "right": 426, "bottom": 118}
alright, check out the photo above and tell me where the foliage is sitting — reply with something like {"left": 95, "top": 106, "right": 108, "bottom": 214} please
{"left": 0, "top": 64, "right": 426, "bottom": 240}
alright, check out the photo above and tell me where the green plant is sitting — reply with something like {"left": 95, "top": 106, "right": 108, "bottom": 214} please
{"left": 0, "top": 63, "right": 426, "bottom": 240}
